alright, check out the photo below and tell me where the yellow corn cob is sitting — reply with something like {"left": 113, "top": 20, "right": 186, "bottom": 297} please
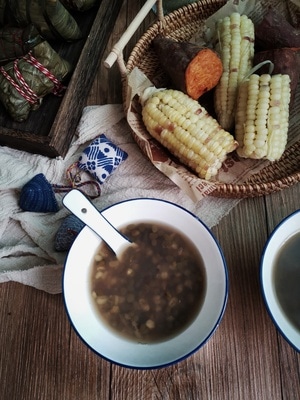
{"left": 235, "top": 73, "right": 291, "bottom": 161}
{"left": 214, "top": 13, "right": 255, "bottom": 131}
{"left": 141, "top": 89, "right": 238, "bottom": 180}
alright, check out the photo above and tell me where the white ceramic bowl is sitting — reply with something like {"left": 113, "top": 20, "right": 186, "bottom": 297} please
{"left": 260, "top": 209, "right": 300, "bottom": 352}
{"left": 63, "top": 198, "right": 228, "bottom": 369}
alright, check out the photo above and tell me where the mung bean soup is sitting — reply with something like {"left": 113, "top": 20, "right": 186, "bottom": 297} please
{"left": 273, "top": 231, "right": 300, "bottom": 332}
{"left": 90, "top": 222, "right": 206, "bottom": 343}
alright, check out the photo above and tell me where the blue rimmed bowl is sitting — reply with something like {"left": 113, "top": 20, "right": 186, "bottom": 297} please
{"left": 260, "top": 209, "right": 300, "bottom": 352}
{"left": 62, "top": 198, "right": 228, "bottom": 369}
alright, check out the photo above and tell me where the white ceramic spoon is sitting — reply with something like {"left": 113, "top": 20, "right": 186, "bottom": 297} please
{"left": 62, "top": 189, "right": 132, "bottom": 257}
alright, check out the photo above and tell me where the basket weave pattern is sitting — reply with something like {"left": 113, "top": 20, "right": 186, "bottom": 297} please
{"left": 124, "top": 0, "right": 300, "bottom": 198}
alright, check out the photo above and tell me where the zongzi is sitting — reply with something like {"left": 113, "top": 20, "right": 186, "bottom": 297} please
{"left": 0, "top": 25, "right": 44, "bottom": 63}
{"left": 0, "top": 41, "right": 72, "bottom": 122}
{"left": 4, "top": 0, "right": 82, "bottom": 41}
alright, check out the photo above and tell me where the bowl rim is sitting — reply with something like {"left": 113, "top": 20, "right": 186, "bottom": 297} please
{"left": 62, "top": 197, "right": 229, "bottom": 369}
{"left": 259, "top": 208, "right": 300, "bottom": 353}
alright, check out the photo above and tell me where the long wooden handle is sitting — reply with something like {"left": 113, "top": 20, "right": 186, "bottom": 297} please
{"left": 104, "top": 0, "right": 164, "bottom": 70}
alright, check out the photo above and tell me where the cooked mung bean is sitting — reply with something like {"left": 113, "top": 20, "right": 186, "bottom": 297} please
{"left": 90, "top": 222, "right": 206, "bottom": 343}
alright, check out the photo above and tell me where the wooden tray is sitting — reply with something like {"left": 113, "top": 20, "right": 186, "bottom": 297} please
{"left": 0, "top": 0, "right": 123, "bottom": 158}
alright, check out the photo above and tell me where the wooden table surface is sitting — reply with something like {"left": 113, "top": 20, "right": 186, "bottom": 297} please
{"left": 1, "top": 1, "right": 299, "bottom": 399}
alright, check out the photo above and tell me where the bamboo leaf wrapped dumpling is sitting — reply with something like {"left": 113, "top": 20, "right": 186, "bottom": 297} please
{"left": 0, "top": 25, "right": 43, "bottom": 63}
{"left": 4, "top": 0, "right": 82, "bottom": 41}
{"left": 0, "top": 41, "right": 72, "bottom": 122}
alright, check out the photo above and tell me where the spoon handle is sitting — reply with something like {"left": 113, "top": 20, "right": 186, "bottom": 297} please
{"left": 62, "top": 189, "right": 130, "bottom": 255}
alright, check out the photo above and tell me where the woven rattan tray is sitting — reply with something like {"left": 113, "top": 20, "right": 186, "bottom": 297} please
{"left": 106, "top": 0, "right": 300, "bottom": 199}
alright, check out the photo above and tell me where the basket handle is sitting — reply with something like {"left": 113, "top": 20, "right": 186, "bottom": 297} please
{"left": 104, "top": 0, "right": 164, "bottom": 75}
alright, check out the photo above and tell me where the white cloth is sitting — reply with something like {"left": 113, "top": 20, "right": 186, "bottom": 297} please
{"left": 0, "top": 104, "right": 241, "bottom": 293}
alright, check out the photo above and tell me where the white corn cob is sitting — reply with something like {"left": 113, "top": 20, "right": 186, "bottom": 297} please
{"left": 141, "top": 89, "right": 238, "bottom": 180}
{"left": 235, "top": 73, "right": 291, "bottom": 161}
{"left": 214, "top": 12, "right": 255, "bottom": 131}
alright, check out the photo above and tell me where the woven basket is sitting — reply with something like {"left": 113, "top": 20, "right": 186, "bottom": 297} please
{"left": 108, "top": 0, "right": 300, "bottom": 198}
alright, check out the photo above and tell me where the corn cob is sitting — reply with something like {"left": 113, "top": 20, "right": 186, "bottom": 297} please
{"left": 141, "top": 89, "right": 238, "bottom": 180}
{"left": 235, "top": 73, "right": 291, "bottom": 161}
{"left": 214, "top": 13, "right": 255, "bottom": 131}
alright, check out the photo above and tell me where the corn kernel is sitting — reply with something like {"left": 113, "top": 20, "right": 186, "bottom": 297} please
{"left": 214, "top": 12, "right": 255, "bottom": 131}
{"left": 142, "top": 89, "right": 238, "bottom": 180}
{"left": 235, "top": 74, "right": 291, "bottom": 161}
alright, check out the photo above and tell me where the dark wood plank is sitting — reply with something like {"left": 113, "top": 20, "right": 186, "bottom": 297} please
{"left": 87, "top": 0, "right": 156, "bottom": 106}
{"left": 211, "top": 197, "right": 282, "bottom": 399}
{"left": 0, "top": 282, "right": 112, "bottom": 400}
{"left": 0, "top": 0, "right": 123, "bottom": 157}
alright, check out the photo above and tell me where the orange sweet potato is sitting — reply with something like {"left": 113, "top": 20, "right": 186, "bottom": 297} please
{"left": 253, "top": 47, "right": 300, "bottom": 105}
{"left": 152, "top": 35, "right": 223, "bottom": 100}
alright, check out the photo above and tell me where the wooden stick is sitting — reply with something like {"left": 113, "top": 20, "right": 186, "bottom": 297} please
{"left": 104, "top": 0, "right": 163, "bottom": 69}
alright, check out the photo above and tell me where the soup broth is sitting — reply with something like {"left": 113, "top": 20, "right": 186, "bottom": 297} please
{"left": 273, "top": 231, "right": 300, "bottom": 332}
{"left": 90, "top": 222, "right": 206, "bottom": 343}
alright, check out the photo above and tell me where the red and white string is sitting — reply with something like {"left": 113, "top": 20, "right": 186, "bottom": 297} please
{"left": 0, "top": 51, "right": 66, "bottom": 105}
